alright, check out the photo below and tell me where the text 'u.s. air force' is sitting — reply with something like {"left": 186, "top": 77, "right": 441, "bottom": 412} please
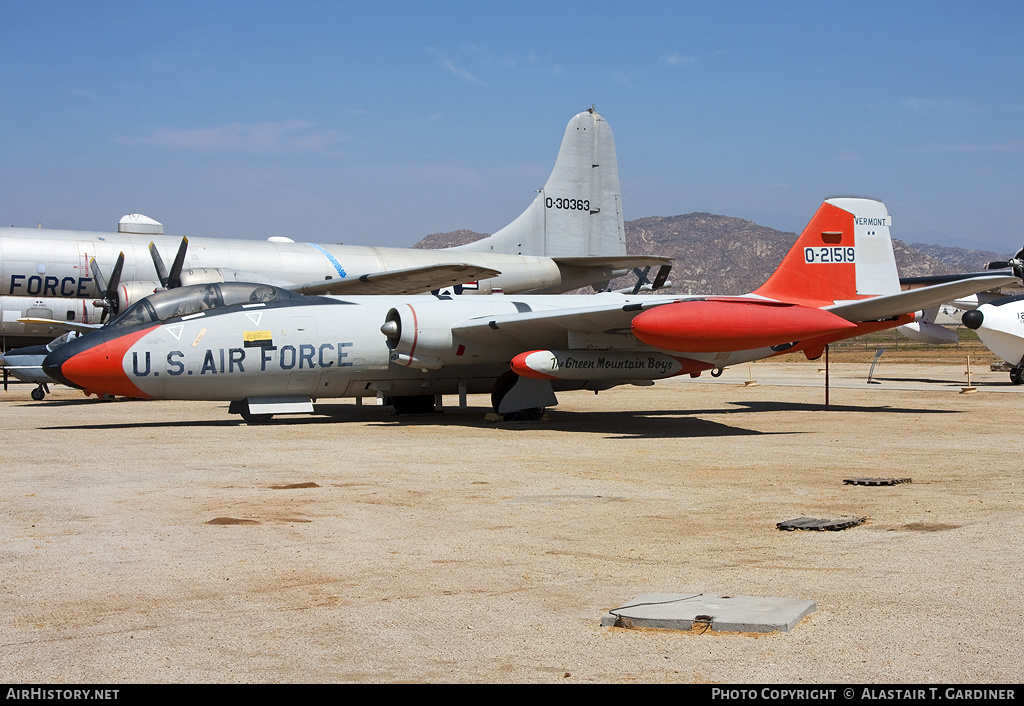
{"left": 129, "top": 343, "right": 354, "bottom": 377}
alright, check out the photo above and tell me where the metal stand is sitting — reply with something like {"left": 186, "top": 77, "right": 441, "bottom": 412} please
{"left": 824, "top": 345, "right": 830, "bottom": 408}
{"left": 961, "top": 354, "right": 977, "bottom": 394}
{"left": 867, "top": 348, "right": 885, "bottom": 384}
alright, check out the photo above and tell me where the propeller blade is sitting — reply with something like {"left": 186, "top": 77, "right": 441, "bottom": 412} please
{"left": 986, "top": 261, "right": 1010, "bottom": 270}
{"left": 105, "top": 252, "right": 125, "bottom": 318}
{"left": 3, "top": 367, "right": 8, "bottom": 393}
{"left": 631, "top": 266, "right": 652, "bottom": 295}
{"left": 106, "top": 252, "right": 124, "bottom": 295}
{"left": 166, "top": 236, "right": 188, "bottom": 289}
{"left": 90, "top": 256, "right": 108, "bottom": 296}
{"left": 652, "top": 264, "right": 672, "bottom": 290}
{"left": 149, "top": 242, "right": 169, "bottom": 288}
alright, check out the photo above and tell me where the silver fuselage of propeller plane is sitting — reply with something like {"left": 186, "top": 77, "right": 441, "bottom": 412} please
{"left": 42, "top": 198, "right": 1019, "bottom": 423}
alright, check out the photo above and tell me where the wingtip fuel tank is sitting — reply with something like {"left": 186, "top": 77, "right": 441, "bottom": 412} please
{"left": 630, "top": 299, "right": 859, "bottom": 353}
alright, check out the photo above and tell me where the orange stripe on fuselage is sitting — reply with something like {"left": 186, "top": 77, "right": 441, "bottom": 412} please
{"left": 60, "top": 326, "right": 158, "bottom": 399}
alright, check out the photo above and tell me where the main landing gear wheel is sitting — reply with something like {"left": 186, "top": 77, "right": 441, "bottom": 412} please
{"left": 239, "top": 410, "right": 273, "bottom": 424}
{"left": 229, "top": 400, "right": 273, "bottom": 424}
{"left": 490, "top": 370, "right": 544, "bottom": 421}
{"left": 30, "top": 386, "right": 46, "bottom": 401}
{"left": 1010, "top": 367, "right": 1024, "bottom": 385}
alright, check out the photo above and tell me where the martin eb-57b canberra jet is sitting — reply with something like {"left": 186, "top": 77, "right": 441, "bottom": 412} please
{"left": 42, "top": 198, "right": 1018, "bottom": 422}
{"left": 2, "top": 108, "right": 667, "bottom": 346}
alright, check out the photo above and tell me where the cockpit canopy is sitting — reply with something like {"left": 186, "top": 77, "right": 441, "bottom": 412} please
{"left": 111, "top": 282, "right": 304, "bottom": 328}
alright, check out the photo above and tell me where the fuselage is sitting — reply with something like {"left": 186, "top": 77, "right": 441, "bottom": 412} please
{"left": 41, "top": 282, "right": 889, "bottom": 406}
{"left": 44, "top": 286, "right": 672, "bottom": 401}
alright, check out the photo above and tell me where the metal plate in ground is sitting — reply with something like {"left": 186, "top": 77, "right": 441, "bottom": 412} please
{"left": 777, "top": 516, "right": 867, "bottom": 531}
{"left": 602, "top": 593, "right": 816, "bottom": 633}
{"left": 843, "top": 477, "right": 911, "bottom": 486}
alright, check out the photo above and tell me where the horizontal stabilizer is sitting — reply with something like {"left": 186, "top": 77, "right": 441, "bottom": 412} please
{"left": 550, "top": 255, "right": 674, "bottom": 268}
{"left": 827, "top": 275, "right": 1020, "bottom": 321}
{"left": 292, "top": 263, "right": 502, "bottom": 296}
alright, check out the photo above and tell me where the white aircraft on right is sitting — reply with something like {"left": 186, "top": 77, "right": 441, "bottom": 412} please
{"left": 960, "top": 249, "right": 1024, "bottom": 384}
{"left": 901, "top": 247, "right": 1024, "bottom": 384}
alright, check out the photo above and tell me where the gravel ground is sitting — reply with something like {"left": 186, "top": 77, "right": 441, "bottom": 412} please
{"left": 1, "top": 361, "right": 1021, "bottom": 683}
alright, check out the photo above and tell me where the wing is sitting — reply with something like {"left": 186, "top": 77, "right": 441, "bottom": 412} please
{"left": 827, "top": 275, "right": 1021, "bottom": 321}
{"left": 450, "top": 274, "right": 1023, "bottom": 353}
{"left": 291, "top": 263, "right": 502, "bottom": 296}
{"left": 453, "top": 296, "right": 680, "bottom": 347}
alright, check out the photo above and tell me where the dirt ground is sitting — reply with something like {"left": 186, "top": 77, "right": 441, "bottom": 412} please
{"left": 1, "top": 359, "right": 1021, "bottom": 683}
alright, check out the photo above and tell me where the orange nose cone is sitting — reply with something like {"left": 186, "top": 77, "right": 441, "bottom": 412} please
{"left": 58, "top": 327, "right": 156, "bottom": 398}
{"left": 631, "top": 300, "right": 858, "bottom": 352}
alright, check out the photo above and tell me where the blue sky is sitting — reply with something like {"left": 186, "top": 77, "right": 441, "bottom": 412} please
{"left": 2, "top": 1, "right": 1022, "bottom": 252}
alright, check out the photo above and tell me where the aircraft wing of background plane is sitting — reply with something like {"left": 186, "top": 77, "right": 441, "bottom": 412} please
{"left": 300, "top": 256, "right": 675, "bottom": 296}
{"left": 291, "top": 263, "right": 503, "bottom": 296}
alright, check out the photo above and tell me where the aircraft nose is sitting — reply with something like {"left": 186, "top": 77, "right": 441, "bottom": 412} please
{"left": 961, "top": 309, "right": 985, "bottom": 330}
{"left": 41, "top": 326, "right": 154, "bottom": 398}
{"left": 42, "top": 344, "right": 78, "bottom": 388}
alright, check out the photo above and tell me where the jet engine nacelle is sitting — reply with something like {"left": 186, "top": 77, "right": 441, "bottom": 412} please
{"left": 380, "top": 304, "right": 454, "bottom": 370}
{"left": 897, "top": 320, "right": 959, "bottom": 345}
{"left": 380, "top": 298, "right": 541, "bottom": 370}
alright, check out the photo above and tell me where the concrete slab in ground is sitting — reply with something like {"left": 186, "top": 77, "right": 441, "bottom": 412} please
{"left": 602, "top": 593, "right": 817, "bottom": 633}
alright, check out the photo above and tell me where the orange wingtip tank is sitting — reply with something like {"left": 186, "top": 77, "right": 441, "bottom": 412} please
{"left": 630, "top": 299, "right": 858, "bottom": 353}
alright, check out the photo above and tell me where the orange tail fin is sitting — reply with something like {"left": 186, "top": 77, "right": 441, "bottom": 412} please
{"left": 754, "top": 197, "right": 900, "bottom": 307}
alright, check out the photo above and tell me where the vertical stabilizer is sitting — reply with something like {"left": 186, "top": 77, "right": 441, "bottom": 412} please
{"left": 753, "top": 197, "right": 900, "bottom": 306}
{"left": 454, "top": 108, "right": 626, "bottom": 258}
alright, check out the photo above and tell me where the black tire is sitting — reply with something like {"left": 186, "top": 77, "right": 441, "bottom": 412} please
{"left": 231, "top": 400, "right": 274, "bottom": 424}
{"left": 1010, "top": 368, "right": 1024, "bottom": 385}
{"left": 502, "top": 408, "right": 544, "bottom": 422}
{"left": 491, "top": 370, "right": 519, "bottom": 412}
{"left": 239, "top": 408, "right": 273, "bottom": 424}
{"left": 30, "top": 386, "right": 45, "bottom": 401}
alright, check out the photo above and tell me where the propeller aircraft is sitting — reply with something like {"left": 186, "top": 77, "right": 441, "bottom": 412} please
{"left": 1, "top": 108, "right": 668, "bottom": 347}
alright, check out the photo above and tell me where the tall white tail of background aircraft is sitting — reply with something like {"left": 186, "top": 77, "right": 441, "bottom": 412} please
{"left": 0, "top": 108, "right": 668, "bottom": 347}
{"left": 42, "top": 198, "right": 1018, "bottom": 422}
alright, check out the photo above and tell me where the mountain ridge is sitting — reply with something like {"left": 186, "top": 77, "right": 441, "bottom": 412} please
{"left": 414, "top": 213, "right": 1011, "bottom": 294}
